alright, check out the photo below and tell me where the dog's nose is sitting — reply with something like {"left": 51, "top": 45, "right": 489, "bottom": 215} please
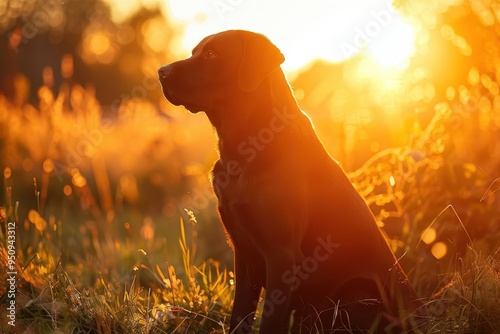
{"left": 158, "top": 65, "right": 173, "bottom": 79}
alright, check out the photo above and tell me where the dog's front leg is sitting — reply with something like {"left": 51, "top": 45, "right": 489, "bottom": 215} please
{"left": 229, "top": 249, "right": 264, "bottom": 333}
{"left": 259, "top": 252, "right": 300, "bottom": 334}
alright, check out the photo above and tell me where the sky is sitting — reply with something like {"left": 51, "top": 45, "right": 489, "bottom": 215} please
{"left": 102, "top": 0, "right": 417, "bottom": 72}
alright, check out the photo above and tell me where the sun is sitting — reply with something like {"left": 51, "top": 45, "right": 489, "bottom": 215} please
{"left": 366, "top": 17, "right": 416, "bottom": 69}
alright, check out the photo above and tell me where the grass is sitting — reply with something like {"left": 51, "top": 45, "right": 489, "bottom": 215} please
{"left": 426, "top": 248, "right": 500, "bottom": 333}
{"left": 1, "top": 190, "right": 500, "bottom": 333}
{"left": 0, "top": 205, "right": 233, "bottom": 333}
{"left": 1, "top": 66, "right": 500, "bottom": 333}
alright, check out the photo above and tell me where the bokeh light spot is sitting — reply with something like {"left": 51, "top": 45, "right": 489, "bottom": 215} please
{"left": 61, "top": 54, "right": 74, "bottom": 79}
{"left": 431, "top": 242, "right": 448, "bottom": 259}
{"left": 43, "top": 159, "right": 54, "bottom": 174}
{"left": 28, "top": 209, "right": 47, "bottom": 232}
{"left": 421, "top": 227, "right": 437, "bottom": 245}
{"left": 63, "top": 185, "right": 73, "bottom": 196}
{"left": 389, "top": 175, "right": 396, "bottom": 187}
{"left": 140, "top": 217, "right": 155, "bottom": 240}
{"left": 141, "top": 16, "right": 169, "bottom": 53}
{"left": 89, "top": 32, "right": 110, "bottom": 55}
{"left": 4, "top": 167, "right": 12, "bottom": 179}
{"left": 71, "top": 170, "right": 87, "bottom": 188}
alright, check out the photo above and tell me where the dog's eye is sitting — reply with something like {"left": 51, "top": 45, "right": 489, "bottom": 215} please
{"left": 204, "top": 50, "right": 217, "bottom": 59}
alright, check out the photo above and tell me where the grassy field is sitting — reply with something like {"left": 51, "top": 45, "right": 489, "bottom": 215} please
{"left": 1, "top": 75, "right": 500, "bottom": 333}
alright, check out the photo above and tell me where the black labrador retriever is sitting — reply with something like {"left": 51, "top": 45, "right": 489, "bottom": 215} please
{"left": 158, "top": 30, "right": 425, "bottom": 333}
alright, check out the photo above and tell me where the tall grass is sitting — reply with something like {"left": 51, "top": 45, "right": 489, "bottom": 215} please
{"left": 2, "top": 185, "right": 500, "bottom": 333}
{"left": 0, "top": 200, "right": 233, "bottom": 333}
{"left": 1, "top": 65, "right": 500, "bottom": 332}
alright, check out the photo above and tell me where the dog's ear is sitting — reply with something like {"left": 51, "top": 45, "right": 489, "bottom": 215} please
{"left": 238, "top": 32, "right": 285, "bottom": 93}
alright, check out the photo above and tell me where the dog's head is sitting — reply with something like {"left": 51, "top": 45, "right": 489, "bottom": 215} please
{"left": 158, "top": 30, "right": 285, "bottom": 114}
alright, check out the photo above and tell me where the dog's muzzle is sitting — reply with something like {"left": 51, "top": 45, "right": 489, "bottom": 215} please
{"left": 158, "top": 65, "right": 183, "bottom": 106}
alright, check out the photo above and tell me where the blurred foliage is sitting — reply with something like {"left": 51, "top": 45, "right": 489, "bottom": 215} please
{"left": 0, "top": 0, "right": 180, "bottom": 105}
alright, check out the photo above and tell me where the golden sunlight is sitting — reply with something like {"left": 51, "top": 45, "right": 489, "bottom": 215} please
{"left": 366, "top": 18, "right": 416, "bottom": 69}
{"left": 99, "top": 0, "right": 418, "bottom": 72}
{"left": 107, "top": 0, "right": 416, "bottom": 72}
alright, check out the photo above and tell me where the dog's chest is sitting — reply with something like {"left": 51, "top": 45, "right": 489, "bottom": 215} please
{"left": 211, "top": 159, "right": 251, "bottom": 206}
{"left": 211, "top": 159, "right": 274, "bottom": 240}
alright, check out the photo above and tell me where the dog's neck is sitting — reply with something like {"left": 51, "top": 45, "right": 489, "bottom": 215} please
{"left": 211, "top": 69, "right": 311, "bottom": 168}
